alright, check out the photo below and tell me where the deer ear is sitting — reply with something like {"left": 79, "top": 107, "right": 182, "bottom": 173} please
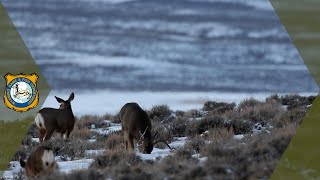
{"left": 55, "top": 96, "right": 64, "bottom": 103}
{"left": 68, "top": 93, "right": 74, "bottom": 102}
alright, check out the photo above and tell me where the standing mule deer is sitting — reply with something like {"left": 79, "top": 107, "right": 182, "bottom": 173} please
{"left": 20, "top": 146, "right": 57, "bottom": 178}
{"left": 35, "top": 93, "right": 75, "bottom": 143}
{"left": 119, "top": 102, "right": 171, "bottom": 154}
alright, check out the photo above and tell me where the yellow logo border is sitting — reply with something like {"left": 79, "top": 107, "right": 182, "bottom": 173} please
{"left": 3, "top": 73, "right": 39, "bottom": 112}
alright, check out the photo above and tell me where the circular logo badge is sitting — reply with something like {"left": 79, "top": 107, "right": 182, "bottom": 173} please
{"left": 4, "top": 73, "right": 39, "bottom": 112}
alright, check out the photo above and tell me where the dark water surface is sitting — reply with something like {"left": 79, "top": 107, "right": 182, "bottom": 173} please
{"left": 2, "top": 0, "right": 318, "bottom": 93}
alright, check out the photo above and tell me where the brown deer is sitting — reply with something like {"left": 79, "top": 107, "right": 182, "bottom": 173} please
{"left": 35, "top": 93, "right": 75, "bottom": 143}
{"left": 119, "top": 102, "right": 171, "bottom": 154}
{"left": 20, "top": 146, "right": 57, "bottom": 178}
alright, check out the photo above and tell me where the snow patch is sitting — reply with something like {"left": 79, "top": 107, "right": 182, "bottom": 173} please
{"left": 57, "top": 159, "right": 94, "bottom": 174}
{"left": 2, "top": 161, "right": 22, "bottom": 180}
{"left": 137, "top": 137, "right": 187, "bottom": 161}
{"left": 85, "top": 150, "right": 105, "bottom": 156}
{"left": 234, "top": 134, "right": 245, "bottom": 140}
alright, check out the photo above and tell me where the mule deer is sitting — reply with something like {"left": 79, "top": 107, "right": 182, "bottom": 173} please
{"left": 35, "top": 93, "right": 75, "bottom": 143}
{"left": 20, "top": 146, "right": 57, "bottom": 178}
{"left": 119, "top": 102, "right": 171, "bottom": 154}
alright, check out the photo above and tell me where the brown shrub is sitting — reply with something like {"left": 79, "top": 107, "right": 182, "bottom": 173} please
{"left": 184, "top": 135, "right": 206, "bottom": 154}
{"left": 148, "top": 105, "right": 173, "bottom": 122}
{"left": 207, "top": 128, "right": 234, "bottom": 144}
{"left": 71, "top": 127, "right": 92, "bottom": 140}
{"left": 75, "top": 115, "right": 104, "bottom": 129}
{"left": 238, "top": 101, "right": 284, "bottom": 124}
{"left": 186, "top": 115, "right": 225, "bottom": 136}
{"left": 104, "top": 133, "right": 124, "bottom": 150}
{"left": 273, "top": 107, "right": 307, "bottom": 128}
{"left": 151, "top": 121, "right": 173, "bottom": 148}
{"left": 238, "top": 98, "right": 262, "bottom": 110}
{"left": 168, "top": 116, "right": 189, "bottom": 137}
{"left": 203, "top": 101, "right": 236, "bottom": 114}
{"left": 42, "top": 137, "right": 104, "bottom": 160}
{"left": 279, "top": 94, "right": 316, "bottom": 110}
{"left": 184, "top": 109, "right": 203, "bottom": 118}
{"left": 91, "top": 150, "right": 142, "bottom": 168}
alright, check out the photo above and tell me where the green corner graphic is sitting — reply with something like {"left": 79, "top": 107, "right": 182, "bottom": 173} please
{"left": 0, "top": 2, "right": 50, "bottom": 173}
{"left": 270, "top": 0, "right": 320, "bottom": 179}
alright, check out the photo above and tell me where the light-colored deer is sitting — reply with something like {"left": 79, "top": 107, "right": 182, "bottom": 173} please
{"left": 20, "top": 146, "right": 57, "bottom": 178}
{"left": 119, "top": 102, "right": 171, "bottom": 154}
{"left": 35, "top": 93, "right": 75, "bottom": 143}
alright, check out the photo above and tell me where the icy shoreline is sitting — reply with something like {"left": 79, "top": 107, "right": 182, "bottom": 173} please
{"left": 42, "top": 90, "right": 317, "bottom": 116}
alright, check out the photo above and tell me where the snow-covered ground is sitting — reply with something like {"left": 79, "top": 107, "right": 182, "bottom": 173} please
{"left": 137, "top": 137, "right": 187, "bottom": 161}
{"left": 57, "top": 159, "right": 94, "bottom": 174}
{"left": 42, "top": 90, "right": 317, "bottom": 116}
{"left": 2, "top": 120, "right": 188, "bottom": 179}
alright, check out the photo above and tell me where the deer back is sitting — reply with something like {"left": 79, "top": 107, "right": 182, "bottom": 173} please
{"left": 38, "top": 107, "right": 75, "bottom": 132}
{"left": 120, "top": 103, "right": 152, "bottom": 138}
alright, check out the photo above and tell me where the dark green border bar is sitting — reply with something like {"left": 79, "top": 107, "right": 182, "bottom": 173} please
{"left": 270, "top": 0, "right": 320, "bottom": 179}
{"left": 0, "top": 2, "right": 50, "bottom": 173}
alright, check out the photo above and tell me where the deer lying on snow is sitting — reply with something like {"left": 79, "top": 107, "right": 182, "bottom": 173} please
{"left": 119, "top": 102, "right": 171, "bottom": 154}
{"left": 35, "top": 93, "right": 75, "bottom": 143}
{"left": 20, "top": 146, "right": 57, "bottom": 178}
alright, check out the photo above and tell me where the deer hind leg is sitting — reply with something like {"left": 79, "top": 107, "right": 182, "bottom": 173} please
{"left": 44, "top": 129, "right": 55, "bottom": 141}
{"left": 66, "top": 129, "right": 72, "bottom": 139}
{"left": 39, "top": 128, "right": 46, "bottom": 144}
{"left": 60, "top": 131, "right": 65, "bottom": 139}
{"left": 128, "top": 134, "right": 135, "bottom": 152}
{"left": 123, "top": 131, "right": 129, "bottom": 151}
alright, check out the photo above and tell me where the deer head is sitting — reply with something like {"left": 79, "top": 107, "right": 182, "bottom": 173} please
{"left": 55, "top": 92, "right": 74, "bottom": 109}
{"left": 138, "top": 130, "right": 172, "bottom": 154}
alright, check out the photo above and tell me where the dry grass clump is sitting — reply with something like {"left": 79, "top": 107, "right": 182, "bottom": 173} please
{"left": 71, "top": 127, "right": 93, "bottom": 140}
{"left": 206, "top": 128, "right": 234, "bottom": 144}
{"left": 224, "top": 100, "right": 285, "bottom": 127}
{"left": 103, "top": 133, "right": 124, "bottom": 150}
{"left": 202, "top": 122, "right": 298, "bottom": 180}
{"left": 272, "top": 106, "right": 307, "bottom": 128}
{"left": 42, "top": 137, "right": 104, "bottom": 160}
{"left": 75, "top": 115, "right": 105, "bottom": 129}
{"left": 91, "top": 149, "right": 142, "bottom": 168}
{"left": 238, "top": 101, "right": 284, "bottom": 123}
{"left": 183, "top": 135, "right": 206, "bottom": 154}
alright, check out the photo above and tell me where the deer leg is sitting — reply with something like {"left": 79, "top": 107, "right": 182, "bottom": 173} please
{"left": 60, "top": 130, "right": 67, "bottom": 139}
{"left": 128, "top": 134, "right": 134, "bottom": 152}
{"left": 39, "top": 128, "right": 46, "bottom": 144}
{"left": 123, "top": 131, "right": 129, "bottom": 150}
{"left": 44, "top": 129, "right": 55, "bottom": 141}
{"left": 66, "top": 130, "right": 72, "bottom": 139}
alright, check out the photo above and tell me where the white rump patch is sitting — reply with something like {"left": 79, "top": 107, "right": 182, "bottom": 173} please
{"left": 41, "top": 150, "right": 55, "bottom": 169}
{"left": 35, "top": 113, "right": 46, "bottom": 130}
